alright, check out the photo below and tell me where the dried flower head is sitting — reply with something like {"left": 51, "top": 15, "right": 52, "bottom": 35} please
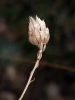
{"left": 19, "top": 15, "right": 50, "bottom": 100}
{"left": 29, "top": 15, "right": 50, "bottom": 50}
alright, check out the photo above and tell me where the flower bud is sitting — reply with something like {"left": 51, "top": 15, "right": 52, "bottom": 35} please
{"left": 29, "top": 15, "right": 50, "bottom": 50}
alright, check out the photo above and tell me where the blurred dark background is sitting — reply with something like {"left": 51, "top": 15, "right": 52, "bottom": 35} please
{"left": 0, "top": 0, "right": 75, "bottom": 100}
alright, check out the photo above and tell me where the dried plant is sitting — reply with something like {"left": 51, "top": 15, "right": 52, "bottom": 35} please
{"left": 19, "top": 15, "right": 50, "bottom": 100}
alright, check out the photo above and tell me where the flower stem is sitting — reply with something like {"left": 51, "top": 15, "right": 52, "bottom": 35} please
{"left": 18, "top": 49, "right": 42, "bottom": 100}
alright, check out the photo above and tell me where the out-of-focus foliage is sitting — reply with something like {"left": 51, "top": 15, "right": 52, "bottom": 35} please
{"left": 0, "top": 0, "right": 75, "bottom": 66}
{"left": 0, "top": 0, "right": 75, "bottom": 100}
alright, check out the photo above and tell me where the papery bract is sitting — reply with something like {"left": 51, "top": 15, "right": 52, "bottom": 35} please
{"left": 29, "top": 15, "right": 50, "bottom": 49}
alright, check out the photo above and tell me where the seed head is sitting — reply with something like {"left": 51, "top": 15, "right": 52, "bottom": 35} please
{"left": 29, "top": 15, "right": 50, "bottom": 50}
